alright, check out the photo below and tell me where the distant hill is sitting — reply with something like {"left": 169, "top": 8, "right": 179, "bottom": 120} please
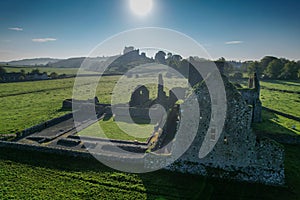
{"left": 47, "top": 57, "right": 85, "bottom": 68}
{"left": 47, "top": 57, "right": 110, "bottom": 68}
{"left": 2, "top": 58, "right": 61, "bottom": 66}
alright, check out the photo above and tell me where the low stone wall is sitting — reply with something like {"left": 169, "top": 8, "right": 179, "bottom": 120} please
{"left": 0, "top": 141, "right": 144, "bottom": 166}
{"left": 111, "top": 106, "right": 164, "bottom": 121}
{"left": 16, "top": 112, "right": 74, "bottom": 139}
{"left": 162, "top": 137, "right": 285, "bottom": 186}
{"left": 165, "top": 161, "right": 284, "bottom": 186}
{"left": 0, "top": 140, "right": 93, "bottom": 159}
{"left": 0, "top": 137, "right": 285, "bottom": 186}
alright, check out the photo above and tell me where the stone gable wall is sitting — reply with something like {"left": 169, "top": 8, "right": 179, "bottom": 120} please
{"left": 166, "top": 75, "right": 284, "bottom": 185}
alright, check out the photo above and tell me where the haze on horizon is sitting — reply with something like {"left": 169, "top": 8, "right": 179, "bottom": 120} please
{"left": 0, "top": 0, "right": 300, "bottom": 62}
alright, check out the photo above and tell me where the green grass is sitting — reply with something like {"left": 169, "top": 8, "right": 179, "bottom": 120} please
{"left": 257, "top": 80, "right": 300, "bottom": 135}
{"left": 260, "top": 89, "right": 300, "bottom": 117}
{"left": 0, "top": 76, "right": 119, "bottom": 134}
{"left": 235, "top": 79, "right": 300, "bottom": 135}
{"left": 253, "top": 110, "right": 300, "bottom": 135}
{"left": 0, "top": 144, "right": 299, "bottom": 199}
{"left": 78, "top": 117, "right": 154, "bottom": 142}
{"left": 260, "top": 80, "right": 300, "bottom": 91}
{"left": 0, "top": 75, "right": 186, "bottom": 135}
{"left": 0, "top": 76, "right": 300, "bottom": 199}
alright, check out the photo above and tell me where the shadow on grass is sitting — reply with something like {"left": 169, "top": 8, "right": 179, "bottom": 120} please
{"left": 0, "top": 145, "right": 298, "bottom": 200}
{"left": 253, "top": 110, "right": 298, "bottom": 136}
{"left": 103, "top": 114, "right": 112, "bottom": 121}
{"left": 56, "top": 107, "right": 72, "bottom": 112}
{"left": 263, "top": 79, "right": 300, "bottom": 87}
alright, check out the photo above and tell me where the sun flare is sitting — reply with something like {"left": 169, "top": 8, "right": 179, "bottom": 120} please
{"left": 130, "top": 0, "right": 153, "bottom": 16}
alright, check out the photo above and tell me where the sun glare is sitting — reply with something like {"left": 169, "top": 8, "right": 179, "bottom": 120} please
{"left": 130, "top": 0, "right": 153, "bottom": 16}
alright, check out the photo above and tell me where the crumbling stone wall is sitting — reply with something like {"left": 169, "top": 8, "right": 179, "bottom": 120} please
{"left": 164, "top": 74, "right": 284, "bottom": 185}
{"left": 16, "top": 112, "right": 74, "bottom": 139}
{"left": 238, "top": 73, "right": 262, "bottom": 123}
{"left": 129, "top": 85, "right": 150, "bottom": 107}
{"left": 238, "top": 88, "right": 262, "bottom": 123}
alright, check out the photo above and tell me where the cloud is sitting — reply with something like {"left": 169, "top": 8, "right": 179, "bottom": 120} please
{"left": 8, "top": 27, "right": 23, "bottom": 31}
{"left": 225, "top": 40, "right": 243, "bottom": 45}
{"left": 32, "top": 38, "right": 57, "bottom": 43}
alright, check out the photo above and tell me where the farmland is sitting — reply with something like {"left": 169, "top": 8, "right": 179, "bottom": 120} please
{"left": 0, "top": 75, "right": 300, "bottom": 199}
{"left": 0, "top": 76, "right": 117, "bottom": 134}
{"left": 0, "top": 144, "right": 299, "bottom": 200}
{"left": 0, "top": 74, "right": 185, "bottom": 136}
{"left": 255, "top": 80, "right": 300, "bottom": 136}
{"left": 235, "top": 78, "right": 300, "bottom": 135}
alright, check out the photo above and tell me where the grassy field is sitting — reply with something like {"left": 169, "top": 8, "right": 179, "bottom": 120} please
{"left": 260, "top": 90, "right": 300, "bottom": 117}
{"left": 0, "top": 75, "right": 184, "bottom": 135}
{"left": 0, "top": 144, "right": 299, "bottom": 199}
{"left": 234, "top": 79, "right": 300, "bottom": 135}
{"left": 253, "top": 110, "right": 300, "bottom": 135}
{"left": 0, "top": 76, "right": 118, "bottom": 134}
{"left": 0, "top": 76, "right": 300, "bottom": 199}
{"left": 78, "top": 117, "right": 154, "bottom": 142}
{"left": 260, "top": 80, "right": 300, "bottom": 92}
{"left": 255, "top": 79, "right": 300, "bottom": 135}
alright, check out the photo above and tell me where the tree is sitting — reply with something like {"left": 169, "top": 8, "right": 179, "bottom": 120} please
{"left": 223, "top": 62, "right": 234, "bottom": 75}
{"left": 172, "top": 55, "right": 182, "bottom": 62}
{"left": 31, "top": 69, "right": 40, "bottom": 74}
{"left": 50, "top": 72, "right": 58, "bottom": 79}
{"left": 20, "top": 69, "right": 25, "bottom": 75}
{"left": 279, "top": 61, "right": 299, "bottom": 80}
{"left": 155, "top": 51, "right": 166, "bottom": 64}
{"left": 264, "top": 59, "right": 283, "bottom": 79}
{"left": 240, "top": 61, "right": 252, "bottom": 73}
{"left": 247, "top": 61, "right": 260, "bottom": 75}
{"left": 0, "top": 66, "right": 6, "bottom": 75}
{"left": 233, "top": 72, "right": 243, "bottom": 79}
{"left": 260, "top": 56, "right": 278, "bottom": 72}
{"left": 19, "top": 76, "right": 25, "bottom": 81}
{"left": 218, "top": 57, "right": 226, "bottom": 62}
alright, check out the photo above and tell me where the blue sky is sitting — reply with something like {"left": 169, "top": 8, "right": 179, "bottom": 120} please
{"left": 0, "top": 0, "right": 300, "bottom": 61}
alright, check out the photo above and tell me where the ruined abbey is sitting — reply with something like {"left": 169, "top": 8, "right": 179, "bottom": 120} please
{"left": 2, "top": 59, "right": 285, "bottom": 186}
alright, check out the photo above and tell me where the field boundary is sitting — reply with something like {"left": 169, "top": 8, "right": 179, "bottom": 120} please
{"left": 261, "top": 86, "right": 300, "bottom": 94}
{"left": 0, "top": 85, "right": 75, "bottom": 98}
{"left": 262, "top": 107, "right": 300, "bottom": 122}
{"left": 15, "top": 112, "right": 74, "bottom": 139}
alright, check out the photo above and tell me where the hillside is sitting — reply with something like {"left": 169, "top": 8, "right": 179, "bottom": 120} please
{"left": 1, "top": 58, "right": 61, "bottom": 66}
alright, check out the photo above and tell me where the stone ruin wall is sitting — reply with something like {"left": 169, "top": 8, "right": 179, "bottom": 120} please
{"left": 161, "top": 74, "right": 284, "bottom": 185}
{"left": 238, "top": 73, "right": 262, "bottom": 123}
{"left": 238, "top": 89, "right": 262, "bottom": 123}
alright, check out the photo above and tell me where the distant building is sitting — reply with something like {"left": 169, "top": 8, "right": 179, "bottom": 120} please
{"left": 25, "top": 72, "right": 48, "bottom": 80}
{"left": 123, "top": 46, "right": 135, "bottom": 55}
{"left": 1, "top": 72, "right": 24, "bottom": 82}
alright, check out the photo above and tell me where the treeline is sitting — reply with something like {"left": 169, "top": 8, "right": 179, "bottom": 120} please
{"left": 240, "top": 56, "right": 300, "bottom": 80}
{"left": 0, "top": 67, "right": 59, "bottom": 78}
{"left": 0, "top": 66, "right": 65, "bottom": 83}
